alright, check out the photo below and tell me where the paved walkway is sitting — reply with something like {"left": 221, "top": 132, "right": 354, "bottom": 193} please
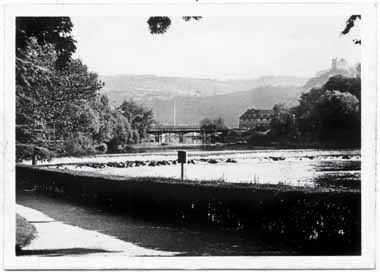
{"left": 16, "top": 204, "right": 180, "bottom": 257}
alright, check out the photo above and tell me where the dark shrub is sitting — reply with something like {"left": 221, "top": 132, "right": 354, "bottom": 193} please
{"left": 64, "top": 132, "right": 96, "bottom": 156}
{"left": 16, "top": 214, "right": 36, "bottom": 253}
{"left": 94, "top": 143, "right": 108, "bottom": 154}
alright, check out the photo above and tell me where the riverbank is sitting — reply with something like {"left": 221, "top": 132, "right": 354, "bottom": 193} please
{"left": 16, "top": 190, "right": 297, "bottom": 256}
{"left": 16, "top": 164, "right": 361, "bottom": 255}
{"left": 106, "top": 141, "right": 361, "bottom": 154}
{"left": 16, "top": 203, "right": 179, "bottom": 257}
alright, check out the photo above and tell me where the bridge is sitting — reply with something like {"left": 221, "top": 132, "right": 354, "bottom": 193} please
{"left": 146, "top": 125, "right": 244, "bottom": 144}
{"left": 149, "top": 125, "right": 200, "bottom": 134}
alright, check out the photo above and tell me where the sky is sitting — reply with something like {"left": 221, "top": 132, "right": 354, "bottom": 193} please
{"left": 71, "top": 16, "right": 361, "bottom": 80}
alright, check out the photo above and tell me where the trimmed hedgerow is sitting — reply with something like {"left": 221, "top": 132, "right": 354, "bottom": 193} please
{"left": 16, "top": 165, "right": 360, "bottom": 254}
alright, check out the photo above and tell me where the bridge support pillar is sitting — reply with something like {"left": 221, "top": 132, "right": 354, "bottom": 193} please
{"left": 155, "top": 133, "right": 161, "bottom": 143}
{"left": 179, "top": 132, "right": 184, "bottom": 143}
{"left": 201, "top": 132, "right": 207, "bottom": 144}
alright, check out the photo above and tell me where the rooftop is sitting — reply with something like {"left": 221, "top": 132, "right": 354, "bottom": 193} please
{"left": 239, "top": 109, "right": 273, "bottom": 120}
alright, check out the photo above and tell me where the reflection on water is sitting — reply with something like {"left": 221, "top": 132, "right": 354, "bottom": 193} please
{"left": 48, "top": 149, "right": 361, "bottom": 188}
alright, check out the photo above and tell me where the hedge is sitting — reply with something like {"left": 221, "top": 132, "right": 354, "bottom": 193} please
{"left": 16, "top": 165, "right": 361, "bottom": 254}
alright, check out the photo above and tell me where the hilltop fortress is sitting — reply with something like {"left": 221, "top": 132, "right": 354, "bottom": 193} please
{"left": 315, "top": 57, "right": 356, "bottom": 77}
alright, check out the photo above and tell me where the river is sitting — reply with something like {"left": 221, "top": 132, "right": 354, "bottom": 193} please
{"left": 42, "top": 149, "right": 360, "bottom": 188}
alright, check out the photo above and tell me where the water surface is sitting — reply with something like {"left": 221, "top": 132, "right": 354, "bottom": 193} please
{"left": 47, "top": 149, "right": 360, "bottom": 187}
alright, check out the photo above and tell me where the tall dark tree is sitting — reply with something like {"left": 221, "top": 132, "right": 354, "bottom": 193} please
{"left": 270, "top": 104, "right": 297, "bottom": 138}
{"left": 16, "top": 16, "right": 77, "bottom": 161}
{"left": 16, "top": 17, "right": 76, "bottom": 68}
{"left": 312, "top": 90, "right": 360, "bottom": 144}
{"left": 294, "top": 75, "right": 361, "bottom": 146}
{"left": 16, "top": 37, "right": 102, "bottom": 161}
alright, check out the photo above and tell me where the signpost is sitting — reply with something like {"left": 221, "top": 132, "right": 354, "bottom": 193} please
{"left": 178, "top": 150, "right": 187, "bottom": 180}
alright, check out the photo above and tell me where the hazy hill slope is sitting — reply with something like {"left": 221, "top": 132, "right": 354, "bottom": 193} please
{"left": 99, "top": 74, "right": 306, "bottom": 127}
{"left": 143, "top": 86, "right": 302, "bottom": 127}
{"left": 302, "top": 59, "right": 358, "bottom": 91}
{"left": 100, "top": 74, "right": 308, "bottom": 102}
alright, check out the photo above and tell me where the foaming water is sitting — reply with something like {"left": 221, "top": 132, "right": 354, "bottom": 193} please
{"left": 42, "top": 149, "right": 360, "bottom": 187}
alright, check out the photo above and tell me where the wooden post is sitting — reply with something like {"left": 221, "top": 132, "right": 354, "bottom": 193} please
{"left": 178, "top": 150, "right": 187, "bottom": 180}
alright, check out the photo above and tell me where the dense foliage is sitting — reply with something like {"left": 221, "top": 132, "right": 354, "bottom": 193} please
{"left": 200, "top": 117, "right": 227, "bottom": 131}
{"left": 16, "top": 17, "right": 156, "bottom": 162}
{"left": 294, "top": 75, "right": 361, "bottom": 146}
{"left": 16, "top": 38, "right": 103, "bottom": 160}
{"left": 269, "top": 103, "right": 298, "bottom": 139}
{"left": 241, "top": 74, "right": 361, "bottom": 148}
{"left": 341, "top": 15, "right": 361, "bottom": 44}
{"left": 147, "top": 16, "right": 201, "bottom": 34}
{"left": 16, "top": 17, "right": 76, "bottom": 68}
{"left": 118, "top": 100, "right": 154, "bottom": 141}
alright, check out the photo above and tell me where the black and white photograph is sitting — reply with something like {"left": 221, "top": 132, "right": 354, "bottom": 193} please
{"left": 1, "top": 1, "right": 377, "bottom": 270}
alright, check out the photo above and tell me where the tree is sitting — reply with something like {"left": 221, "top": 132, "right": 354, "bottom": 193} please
{"left": 322, "top": 75, "right": 361, "bottom": 100}
{"left": 16, "top": 39, "right": 103, "bottom": 135}
{"left": 270, "top": 103, "right": 297, "bottom": 138}
{"left": 16, "top": 17, "right": 76, "bottom": 68}
{"left": 15, "top": 16, "right": 76, "bottom": 161}
{"left": 312, "top": 90, "right": 360, "bottom": 144}
{"left": 64, "top": 132, "right": 97, "bottom": 156}
{"left": 15, "top": 17, "right": 144, "bottom": 159}
{"left": 294, "top": 75, "right": 361, "bottom": 146}
{"left": 341, "top": 15, "right": 361, "bottom": 45}
{"left": 16, "top": 38, "right": 103, "bottom": 160}
{"left": 118, "top": 100, "right": 154, "bottom": 141}
{"left": 200, "top": 117, "right": 227, "bottom": 132}
{"left": 199, "top": 117, "right": 227, "bottom": 143}
{"left": 16, "top": 39, "right": 58, "bottom": 161}
{"left": 90, "top": 95, "right": 118, "bottom": 144}
{"left": 147, "top": 16, "right": 201, "bottom": 34}
{"left": 295, "top": 87, "right": 325, "bottom": 137}
{"left": 54, "top": 102, "right": 100, "bottom": 140}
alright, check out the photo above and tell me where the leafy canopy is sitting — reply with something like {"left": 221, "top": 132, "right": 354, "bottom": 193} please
{"left": 147, "top": 16, "right": 201, "bottom": 34}
{"left": 16, "top": 17, "right": 76, "bottom": 68}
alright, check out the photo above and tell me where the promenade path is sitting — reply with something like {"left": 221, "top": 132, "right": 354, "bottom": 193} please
{"left": 16, "top": 190, "right": 295, "bottom": 257}
{"left": 16, "top": 204, "right": 179, "bottom": 257}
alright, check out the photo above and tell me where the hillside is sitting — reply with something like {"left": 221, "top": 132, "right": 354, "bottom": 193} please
{"left": 303, "top": 58, "right": 359, "bottom": 91}
{"left": 99, "top": 74, "right": 306, "bottom": 128}
{"left": 143, "top": 86, "right": 302, "bottom": 127}
{"left": 100, "top": 74, "right": 308, "bottom": 103}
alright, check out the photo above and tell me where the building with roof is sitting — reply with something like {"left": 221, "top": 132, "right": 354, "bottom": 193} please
{"left": 239, "top": 109, "right": 273, "bottom": 130}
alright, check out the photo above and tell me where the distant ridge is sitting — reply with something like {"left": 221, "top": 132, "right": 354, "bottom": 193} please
{"left": 100, "top": 74, "right": 308, "bottom": 102}
{"left": 99, "top": 59, "right": 359, "bottom": 127}
{"left": 99, "top": 74, "right": 307, "bottom": 127}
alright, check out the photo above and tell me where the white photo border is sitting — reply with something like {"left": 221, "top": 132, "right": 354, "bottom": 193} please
{"left": 1, "top": 1, "right": 377, "bottom": 270}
